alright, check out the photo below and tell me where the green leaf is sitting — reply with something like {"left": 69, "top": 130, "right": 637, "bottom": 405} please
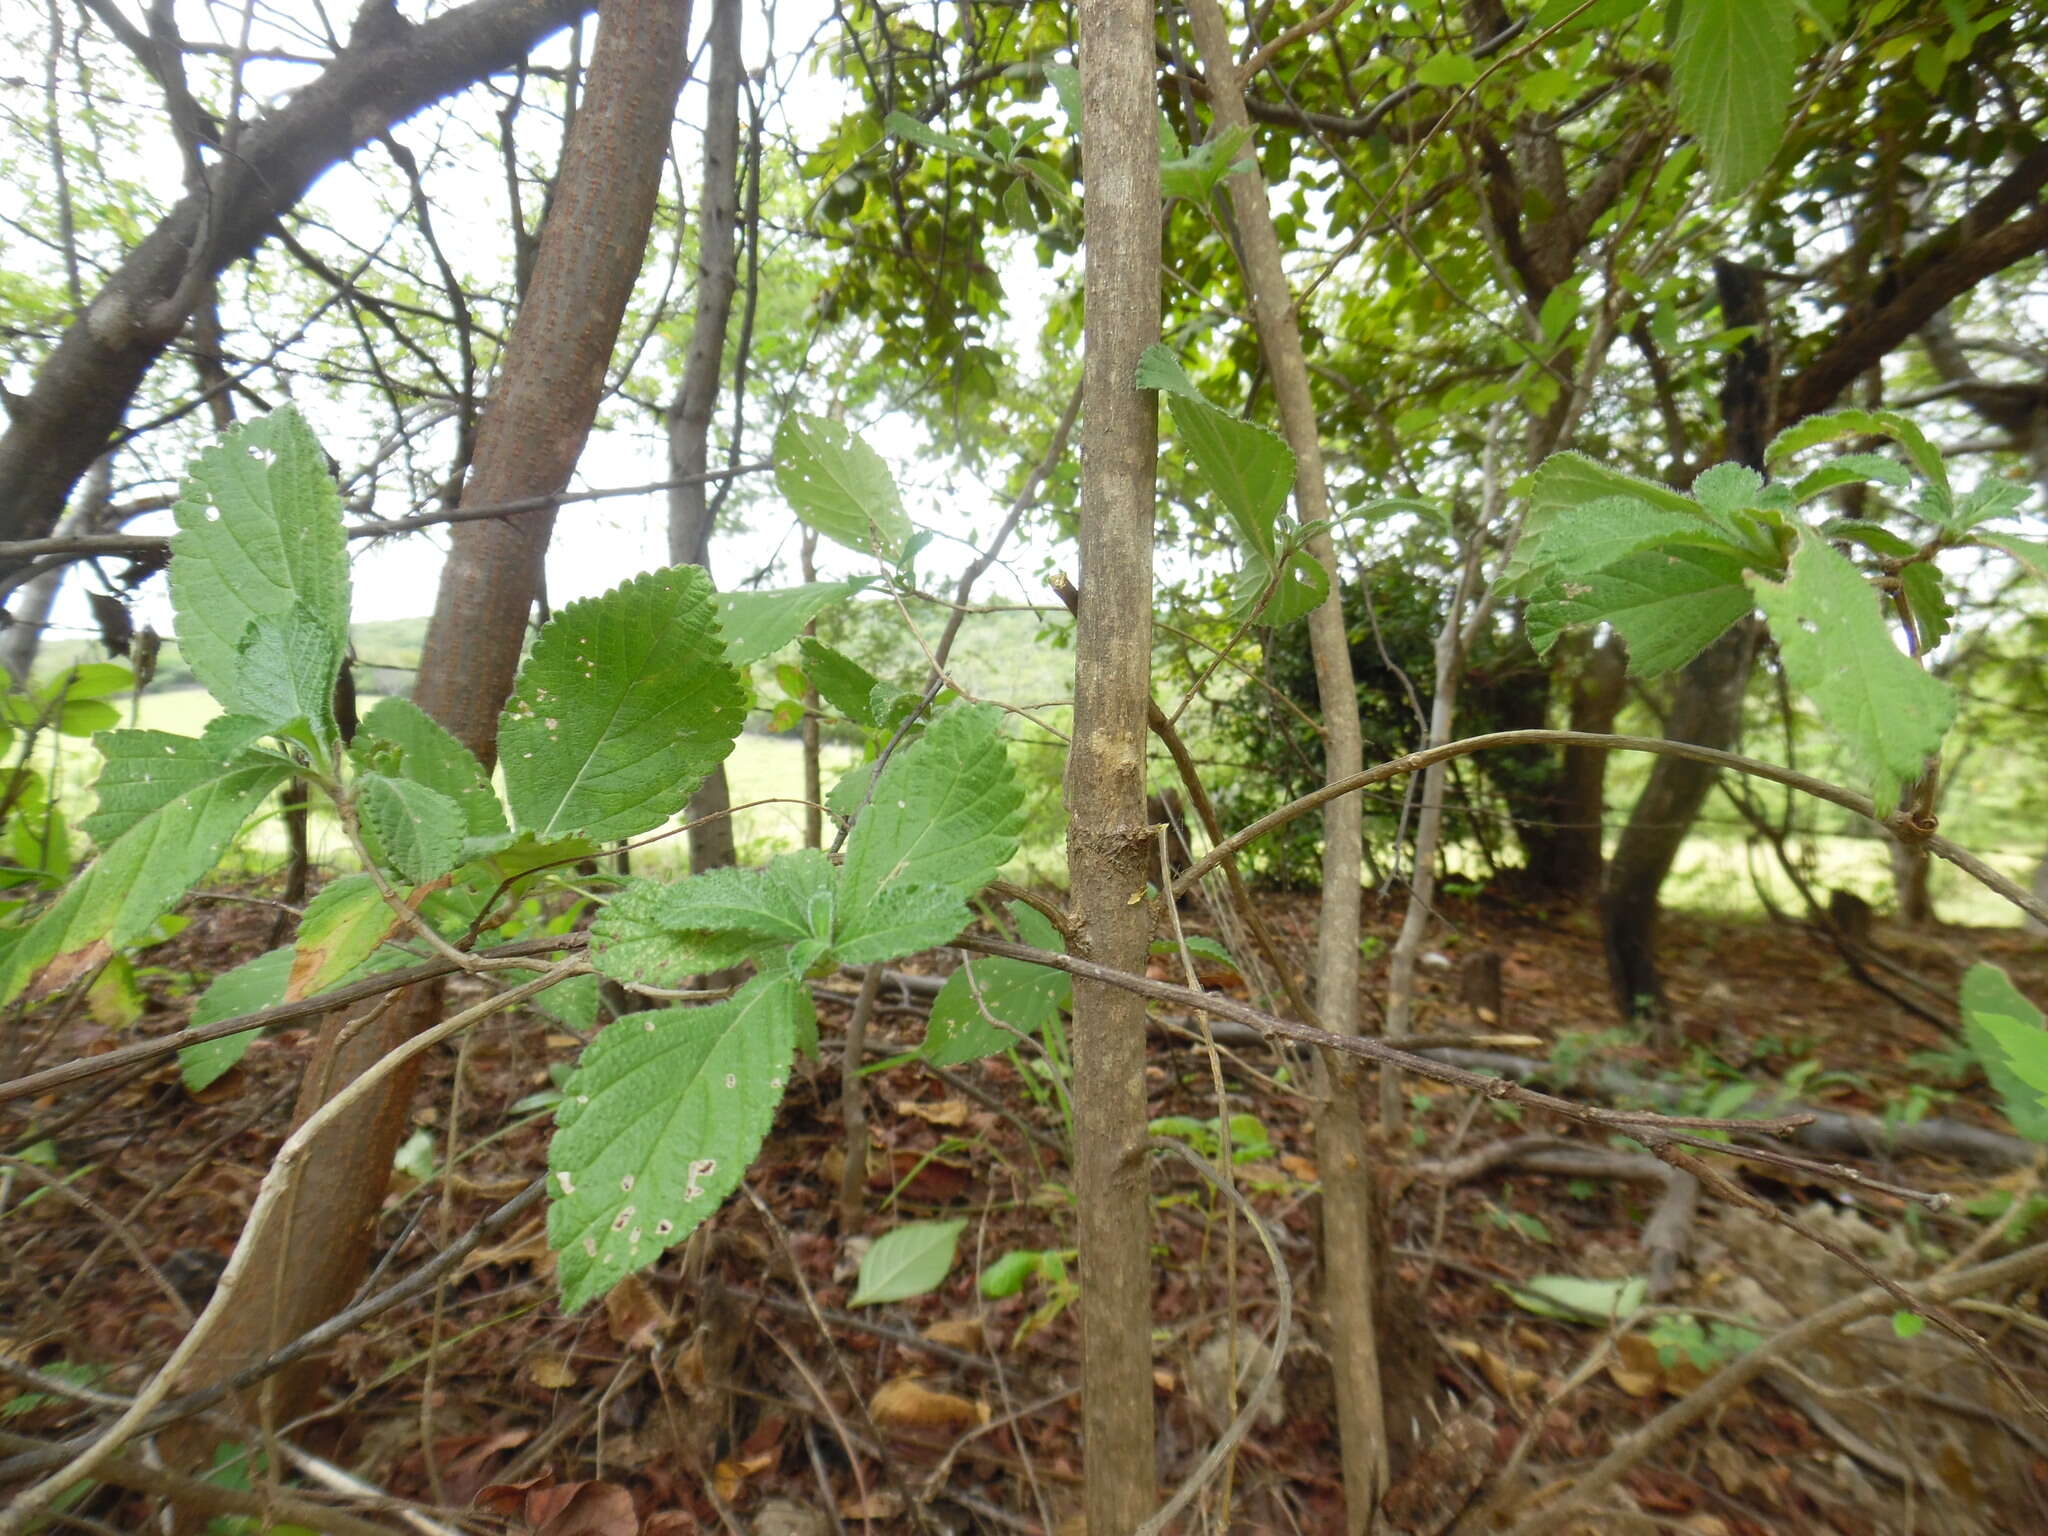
{"left": 1891, "top": 1310, "right": 1927, "bottom": 1339}
{"left": 1415, "top": 50, "right": 1478, "bottom": 88}
{"left": 1792, "top": 453, "right": 1911, "bottom": 502}
{"left": 1499, "top": 1273, "right": 1647, "bottom": 1323}
{"left": 1960, "top": 963, "right": 2048, "bottom": 1141}
{"left": 833, "top": 881, "right": 972, "bottom": 966}
{"left": 714, "top": 580, "right": 872, "bottom": 667}
{"left": 1230, "top": 544, "right": 1331, "bottom": 626}
{"left": 1766, "top": 408, "right": 1950, "bottom": 513}
{"left": 774, "top": 414, "right": 912, "bottom": 560}
{"left": 500, "top": 566, "right": 745, "bottom": 843}
{"left": 1149, "top": 933, "right": 1241, "bottom": 977}
{"left": 1945, "top": 479, "right": 2029, "bottom": 533}
{"left": 839, "top": 704, "right": 1023, "bottom": 928}
{"left": 922, "top": 946, "right": 1070, "bottom": 1067}
{"left": 0, "top": 722, "right": 292, "bottom": 1004}
{"left": 588, "top": 853, "right": 838, "bottom": 988}
{"left": 1518, "top": 496, "right": 1728, "bottom": 583}
{"left": 883, "top": 110, "right": 992, "bottom": 164}
{"left": 1978, "top": 533, "right": 2048, "bottom": 582}
{"left": 355, "top": 699, "right": 507, "bottom": 844}
{"left": 798, "top": 638, "right": 884, "bottom": 726}
{"left": 1747, "top": 532, "right": 1955, "bottom": 811}
{"left": 1898, "top": 562, "right": 1952, "bottom": 652}
{"left": 1138, "top": 347, "right": 1295, "bottom": 557}
{"left": 980, "top": 1249, "right": 1048, "bottom": 1299}
{"left": 39, "top": 663, "right": 132, "bottom": 703}
{"left": 549, "top": 972, "right": 803, "bottom": 1310}
{"left": 168, "top": 407, "right": 351, "bottom": 723}
{"left": 1045, "top": 63, "right": 1082, "bottom": 139}
{"left": 1529, "top": 542, "right": 1756, "bottom": 675}
{"left": 287, "top": 874, "right": 398, "bottom": 1001}
{"left": 356, "top": 774, "right": 466, "bottom": 885}
{"left": 1160, "top": 125, "right": 1252, "bottom": 203}
{"left": 1669, "top": 0, "right": 1797, "bottom": 198}
{"left": 850, "top": 1218, "right": 968, "bottom": 1306}
{"left": 1824, "top": 520, "right": 1916, "bottom": 559}
{"left": 180, "top": 946, "right": 295, "bottom": 1091}
{"left": 1528, "top": 452, "right": 1700, "bottom": 518}
{"left": 232, "top": 603, "right": 345, "bottom": 742}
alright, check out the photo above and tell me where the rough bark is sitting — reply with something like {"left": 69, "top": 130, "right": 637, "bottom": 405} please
{"left": 0, "top": 0, "right": 593, "bottom": 561}
{"left": 1185, "top": 1, "right": 1387, "bottom": 1515}
{"left": 667, "top": 0, "right": 743, "bottom": 876}
{"left": 1070, "top": 1, "right": 1162, "bottom": 1526}
{"left": 172, "top": 0, "right": 688, "bottom": 1465}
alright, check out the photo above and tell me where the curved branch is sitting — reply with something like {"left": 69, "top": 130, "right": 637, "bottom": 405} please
{"left": 1168, "top": 728, "right": 2048, "bottom": 928}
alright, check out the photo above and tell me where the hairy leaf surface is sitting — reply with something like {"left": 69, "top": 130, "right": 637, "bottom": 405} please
{"left": 549, "top": 973, "right": 802, "bottom": 1309}
{"left": 1747, "top": 533, "right": 1954, "bottom": 811}
{"left": 168, "top": 408, "right": 351, "bottom": 726}
{"left": 500, "top": 566, "right": 745, "bottom": 843}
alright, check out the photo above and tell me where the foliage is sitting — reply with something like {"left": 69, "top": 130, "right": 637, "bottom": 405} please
{"left": 1, "top": 408, "right": 1049, "bottom": 1315}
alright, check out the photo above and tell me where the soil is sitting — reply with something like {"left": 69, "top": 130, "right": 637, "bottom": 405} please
{"left": 6, "top": 881, "right": 2047, "bottom": 1535}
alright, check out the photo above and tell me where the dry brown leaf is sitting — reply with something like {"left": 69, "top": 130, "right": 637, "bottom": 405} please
{"left": 524, "top": 1353, "right": 579, "bottom": 1391}
{"left": 1279, "top": 1154, "right": 1318, "bottom": 1182}
{"left": 1152, "top": 1367, "right": 1177, "bottom": 1393}
{"left": 922, "top": 1316, "right": 986, "bottom": 1352}
{"left": 460, "top": 1219, "right": 555, "bottom": 1278}
{"left": 869, "top": 1375, "right": 988, "bottom": 1432}
{"left": 838, "top": 1490, "right": 904, "bottom": 1521}
{"left": 712, "top": 1449, "right": 776, "bottom": 1502}
{"left": 603, "top": 1271, "right": 669, "bottom": 1351}
{"left": 1609, "top": 1334, "right": 1706, "bottom": 1398}
{"left": 530, "top": 1480, "right": 638, "bottom": 1536}
{"left": 895, "top": 1097, "right": 969, "bottom": 1126}
{"left": 1446, "top": 1338, "right": 1539, "bottom": 1400}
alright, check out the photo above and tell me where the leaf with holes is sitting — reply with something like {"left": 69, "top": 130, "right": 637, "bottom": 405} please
{"left": 500, "top": 566, "right": 745, "bottom": 843}
{"left": 549, "top": 972, "right": 803, "bottom": 1310}
{"left": 168, "top": 408, "right": 351, "bottom": 728}
{"left": 588, "top": 855, "right": 837, "bottom": 989}
{"left": 1747, "top": 532, "right": 1954, "bottom": 811}
{"left": 774, "top": 415, "right": 911, "bottom": 560}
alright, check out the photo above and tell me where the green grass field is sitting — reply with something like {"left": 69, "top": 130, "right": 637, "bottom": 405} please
{"left": 31, "top": 687, "right": 854, "bottom": 876}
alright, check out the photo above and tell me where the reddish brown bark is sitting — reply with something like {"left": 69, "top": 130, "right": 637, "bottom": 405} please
{"left": 171, "top": 0, "right": 689, "bottom": 1473}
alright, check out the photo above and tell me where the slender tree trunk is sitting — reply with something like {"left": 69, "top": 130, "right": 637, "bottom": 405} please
{"left": 668, "top": 0, "right": 742, "bottom": 875}
{"left": 800, "top": 528, "right": 823, "bottom": 849}
{"left": 168, "top": 0, "right": 688, "bottom": 1472}
{"left": 1184, "top": 3, "right": 1386, "bottom": 1514}
{"left": 1070, "top": 2, "right": 1161, "bottom": 1525}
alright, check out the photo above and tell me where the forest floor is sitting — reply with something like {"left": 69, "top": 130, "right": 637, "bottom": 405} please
{"left": 9, "top": 883, "right": 2048, "bottom": 1536}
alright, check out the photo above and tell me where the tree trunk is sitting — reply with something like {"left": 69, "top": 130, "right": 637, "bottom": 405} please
{"left": 1600, "top": 620, "right": 1761, "bottom": 1033}
{"left": 0, "top": 0, "right": 592, "bottom": 558}
{"left": 667, "top": 0, "right": 743, "bottom": 876}
{"left": 170, "top": 0, "right": 688, "bottom": 1467}
{"left": 1070, "top": 2, "right": 1162, "bottom": 1527}
{"left": 1184, "top": 3, "right": 1387, "bottom": 1515}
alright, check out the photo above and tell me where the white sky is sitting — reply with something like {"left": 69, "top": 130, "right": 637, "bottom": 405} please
{"left": 42, "top": 0, "right": 1070, "bottom": 644}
